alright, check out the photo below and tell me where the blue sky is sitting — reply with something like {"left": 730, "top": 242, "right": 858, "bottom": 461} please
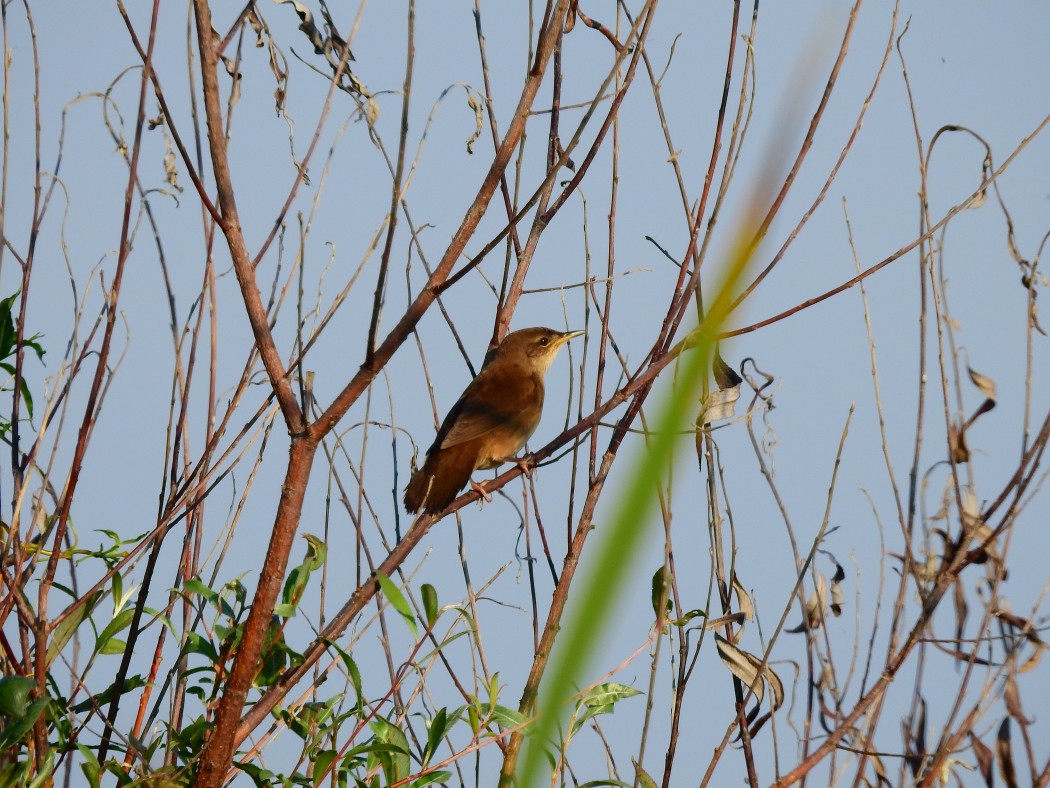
{"left": 4, "top": 1, "right": 1050, "bottom": 784}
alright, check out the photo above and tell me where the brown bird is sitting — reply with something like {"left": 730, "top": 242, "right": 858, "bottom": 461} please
{"left": 404, "top": 327, "right": 584, "bottom": 515}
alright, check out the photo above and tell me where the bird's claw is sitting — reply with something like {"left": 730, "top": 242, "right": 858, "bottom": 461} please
{"left": 470, "top": 479, "right": 493, "bottom": 504}
{"left": 497, "top": 455, "right": 534, "bottom": 478}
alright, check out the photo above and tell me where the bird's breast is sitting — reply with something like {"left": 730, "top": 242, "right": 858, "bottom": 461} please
{"left": 474, "top": 411, "right": 540, "bottom": 469}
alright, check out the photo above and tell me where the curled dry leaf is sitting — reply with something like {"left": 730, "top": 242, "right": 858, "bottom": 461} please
{"left": 276, "top": 0, "right": 371, "bottom": 101}
{"left": 163, "top": 133, "right": 183, "bottom": 193}
{"left": 714, "top": 634, "right": 784, "bottom": 714}
{"left": 949, "top": 418, "right": 970, "bottom": 464}
{"left": 994, "top": 607, "right": 1048, "bottom": 673}
{"left": 967, "top": 366, "right": 997, "bottom": 401}
{"left": 276, "top": 0, "right": 325, "bottom": 54}
{"left": 829, "top": 559, "right": 845, "bottom": 617}
{"left": 960, "top": 486, "right": 983, "bottom": 530}
{"left": 1030, "top": 300, "right": 1047, "bottom": 336}
{"left": 789, "top": 573, "right": 840, "bottom": 631}
{"left": 700, "top": 352, "right": 742, "bottom": 425}
{"left": 732, "top": 573, "right": 755, "bottom": 622}
{"left": 699, "top": 386, "right": 740, "bottom": 425}
{"left": 713, "top": 351, "right": 742, "bottom": 390}
{"left": 464, "top": 87, "right": 485, "bottom": 155}
{"left": 964, "top": 365, "right": 997, "bottom": 428}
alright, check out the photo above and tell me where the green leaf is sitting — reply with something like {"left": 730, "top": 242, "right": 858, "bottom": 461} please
{"left": 0, "top": 293, "right": 17, "bottom": 358}
{"left": 582, "top": 682, "right": 642, "bottom": 708}
{"left": 487, "top": 672, "right": 500, "bottom": 712}
{"left": 313, "top": 749, "right": 337, "bottom": 786}
{"left": 184, "top": 631, "right": 220, "bottom": 665}
{"left": 182, "top": 577, "right": 218, "bottom": 602}
{"left": 0, "top": 675, "right": 36, "bottom": 717}
{"left": 142, "top": 607, "right": 176, "bottom": 637}
{"left": 326, "top": 640, "right": 363, "bottom": 713}
{"left": 47, "top": 592, "right": 101, "bottom": 666}
{"left": 633, "top": 759, "right": 659, "bottom": 788}
{"left": 375, "top": 571, "right": 417, "bottom": 638}
{"left": 490, "top": 704, "right": 529, "bottom": 731}
{"left": 0, "top": 697, "right": 48, "bottom": 749}
{"left": 272, "top": 602, "right": 297, "bottom": 618}
{"left": 235, "top": 761, "right": 277, "bottom": 788}
{"left": 27, "top": 749, "right": 55, "bottom": 788}
{"left": 302, "top": 533, "right": 328, "bottom": 568}
{"left": 99, "top": 638, "right": 127, "bottom": 655}
{"left": 370, "top": 717, "right": 411, "bottom": 783}
{"left": 95, "top": 608, "right": 136, "bottom": 656}
{"left": 421, "top": 583, "right": 439, "bottom": 629}
{"left": 77, "top": 744, "right": 102, "bottom": 788}
{"left": 423, "top": 707, "right": 448, "bottom": 766}
{"left": 651, "top": 566, "right": 673, "bottom": 618}
{"left": 412, "top": 772, "right": 453, "bottom": 787}
{"left": 70, "top": 675, "right": 146, "bottom": 714}
{"left": 111, "top": 573, "right": 124, "bottom": 615}
{"left": 570, "top": 682, "right": 642, "bottom": 737}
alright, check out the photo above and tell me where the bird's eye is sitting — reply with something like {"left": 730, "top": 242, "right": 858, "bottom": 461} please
{"left": 539, "top": 336, "right": 550, "bottom": 347}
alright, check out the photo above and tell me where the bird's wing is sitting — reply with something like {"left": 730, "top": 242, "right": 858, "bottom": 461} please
{"left": 436, "top": 372, "right": 543, "bottom": 450}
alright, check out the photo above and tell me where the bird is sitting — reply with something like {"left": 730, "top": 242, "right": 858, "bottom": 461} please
{"left": 404, "top": 327, "right": 584, "bottom": 515}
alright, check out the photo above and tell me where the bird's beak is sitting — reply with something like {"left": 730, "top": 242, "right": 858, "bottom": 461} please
{"left": 553, "top": 329, "right": 585, "bottom": 347}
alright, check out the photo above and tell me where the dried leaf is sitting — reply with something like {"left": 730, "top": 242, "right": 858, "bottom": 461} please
{"left": 699, "top": 386, "right": 740, "bottom": 424}
{"left": 162, "top": 132, "right": 182, "bottom": 193}
{"left": 789, "top": 574, "right": 829, "bottom": 631}
{"left": 1002, "top": 674, "right": 1030, "bottom": 723}
{"left": 464, "top": 87, "right": 484, "bottom": 155}
{"left": 904, "top": 697, "right": 928, "bottom": 778}
{"left": 715, "top": 634, "right": 762, "bottom": 705}
{"left": 969, "top": 732, "right": 994, "bottom": 787}
{"left": 967, "top": 366, "right": 997, "bottom": 401}
{"left": 997, "top": 717, "right": 1018, "bottom": 788}
{"left": 732, "top": 573, "right": 755, "bottom": 622}
{"left": 1020, "top": 637, "right": 1048, "bottom": 674}
{"left": 714, "top": 634, "right": 784, "bottom": 714}
{"left": 829, "top": 560, "right": 845, "bottom": 617}
{"left": 953, "top": 579, "right": 968, "bottom": 645}
{"left": 713, "top": 351, "right": 742, "bottom": 390}
{"left": 1030, "top": 301, "right": 1047, "bottom": 336}
{"left": 247, "top": 7, "right": 265, "bottom": 42}
{"left": 949, "top": 419, "right": 970, "bottom": 464}
{"left": 276, "top": 0, "right": 325, "bottom": 53}
{"left": 700, "top": 352, "right": 743, "bottom": 425}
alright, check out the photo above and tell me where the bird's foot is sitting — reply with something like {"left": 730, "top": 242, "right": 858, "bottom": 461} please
{"left": 496, "top": 455, "right": 534, "bottom": 478}
{"left": 469, "top": 479, "right": 493, "bottom": 504}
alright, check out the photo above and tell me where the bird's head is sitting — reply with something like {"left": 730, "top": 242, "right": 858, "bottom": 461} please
{"left": 496, "top": 327, "right": 585, "bottom": 374}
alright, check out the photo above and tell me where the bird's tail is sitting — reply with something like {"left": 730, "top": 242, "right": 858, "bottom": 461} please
{"left": 404, "top": 444, "right": 478, "bottom": 514}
